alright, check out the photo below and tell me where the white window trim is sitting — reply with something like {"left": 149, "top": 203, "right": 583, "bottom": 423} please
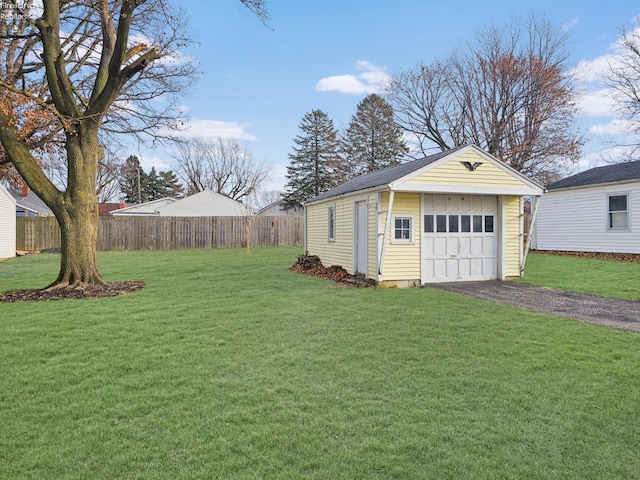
{"left": 606, "top": 192, "right": 629, "bottom": 231}
{"left": 328, "top": 204, "right": 336, "bottom": 242}
{"left": 390, "top": 213, "right": 415, "bottom": 245}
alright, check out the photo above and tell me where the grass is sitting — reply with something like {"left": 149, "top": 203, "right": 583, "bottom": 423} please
{"left": 520, "top": 252, "right": 640, "bottom": 300}
{"left": 1, "top": 248, "right": 639, "bottom": 479}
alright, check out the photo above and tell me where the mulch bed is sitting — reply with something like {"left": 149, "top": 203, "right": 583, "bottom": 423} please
{"left": 290, "top": 255, "right": 374, "bottom": 288}
{"left": 0, "top": 281, "right": 145, "bottom": 303}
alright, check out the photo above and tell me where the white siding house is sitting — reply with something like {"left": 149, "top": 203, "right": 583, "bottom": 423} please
{"left": 110, "top": 191, "right": 254, "bottom": 216}
{"left": 534, "top": 161, "right": 640, "bottom": 254}
{"left": 305, "top": 145, "right": 544, "bottom": 286}
{"left": 0, "top": 184, "right": 17, "bottom": 259}
{"left": 110, "top": 198, "right": 177, "bottom": 215}
{"left": 157, "top": 190, "right": 253, "bottom": 216}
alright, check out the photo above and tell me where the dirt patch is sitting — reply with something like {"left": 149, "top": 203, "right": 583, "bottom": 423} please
{"left": 0, "top": 281, "right": 145, "bottom": 303}
{"left": 290, "top": 255, "right": 374, "bottom": 288}
{"left": 533, "top": 250, "right": 640, "bottom": 263}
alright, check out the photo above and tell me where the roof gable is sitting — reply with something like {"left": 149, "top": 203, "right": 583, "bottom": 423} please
{"left": 400, "top": 148, "right": 532, "bottom": 190}
{"left": 547, "top": 161, "right": 640, "bottom": 190}
{"left": 156, "top": 190, "right": 253, "bottom": 216}
{"left": 307, "top": 145, "right": 542, "bottom": 204}
{"left": 110, "top": 197, "right": 177, "bottom": 215}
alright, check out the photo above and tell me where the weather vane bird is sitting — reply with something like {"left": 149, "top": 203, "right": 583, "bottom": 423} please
{"left": 460, "top": 161, "right": 483, "bottom": 171}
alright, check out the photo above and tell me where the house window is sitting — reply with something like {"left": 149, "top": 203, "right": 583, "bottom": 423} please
{"left": 328, "top": 205, "right": 336, "bottom": 241}
{"left": 392, "top": 214, "right": 414, "bottom": 244}
{"left": 608, "top": 194, "right": 628, "bottom": 230}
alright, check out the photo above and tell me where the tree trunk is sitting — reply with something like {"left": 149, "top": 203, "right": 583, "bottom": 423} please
{"left": 49, "top": 198, "right": 105, "bottom": 289}
{"left": 46, "top": 125, "right": 106, "bottom": 290}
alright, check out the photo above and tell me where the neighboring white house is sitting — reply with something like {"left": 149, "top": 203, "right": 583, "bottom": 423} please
{"left": 304, "top": 145, "right": 544, "bottom": 286}
{"left": 258, "top": 199, "right": 303, "bottom": 216}
{"left": 534, "top": 160, "right": 640, "bottom": 254}
{"left": 110, "top": 190, "right": 254, "bottom": 216}
{"left": 110, "top": 198, "right": 177, "bottom": 216}
{"left": 0, "top": 184, "right": 17, "bottom": 259}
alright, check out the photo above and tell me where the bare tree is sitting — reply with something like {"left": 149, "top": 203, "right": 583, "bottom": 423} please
{"left": 603, "top": 19, "right": 640, "bottom": 159}
{"left": 170, "top": 137, "right": 270, "bottom": 202}
{"left": 0, "top": 0, "right": 266, "bottom": 290}
{"left": 386, "top": 15, "right": 583, "bottom": 184}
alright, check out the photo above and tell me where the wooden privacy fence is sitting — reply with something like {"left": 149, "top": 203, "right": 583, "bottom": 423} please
{"left": 16, "top": 216, "right": 304, "bottom": 252}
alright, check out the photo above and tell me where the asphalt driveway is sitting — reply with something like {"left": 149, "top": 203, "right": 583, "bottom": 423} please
{"left": 429, "top": 281, "right": 640, "bottom": 334}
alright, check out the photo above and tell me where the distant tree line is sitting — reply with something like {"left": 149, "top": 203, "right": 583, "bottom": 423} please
{"left": 283, "top": 94, "right": 409, "bottom": 209}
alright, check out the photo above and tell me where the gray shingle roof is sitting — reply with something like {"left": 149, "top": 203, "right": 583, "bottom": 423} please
{"left": 307, "top": 145, "right": 468, "bottom": 204}
{"left": 546, "top": 160, "right": 640, "bottom": 190}
{"left": 9, "top": 188, "right": 53, "bottom": 215}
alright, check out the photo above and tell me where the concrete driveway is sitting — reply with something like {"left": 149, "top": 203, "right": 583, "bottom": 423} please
{"left": 429, "top": 281, "right": 640, "bottom": 334}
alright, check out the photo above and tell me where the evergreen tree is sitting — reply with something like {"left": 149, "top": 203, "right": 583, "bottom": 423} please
{"left": 340, "top": 94, "right": 408, "bottom": 180}
{"left": 156, "top": 170, "right": 184, "bottom": 198}
{"left": 283, "top": 110, "right": 341, "bottom": 209}
{"left": 119, "top": 155, "right": 147, "bottom": 204}
{"left": 119, "top": 156, "right": 183, "bottom": 203}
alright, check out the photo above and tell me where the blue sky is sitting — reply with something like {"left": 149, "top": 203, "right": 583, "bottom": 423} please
{"left": 139, "top": 0, "right": 640, "bottom": 193}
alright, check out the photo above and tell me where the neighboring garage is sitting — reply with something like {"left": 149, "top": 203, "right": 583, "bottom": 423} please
{"left": 304, "top": 145, "right": 544, "bottom": 287}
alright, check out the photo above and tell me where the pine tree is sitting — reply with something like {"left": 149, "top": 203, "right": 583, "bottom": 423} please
{"left": 340, "top": 94, "right": 408, "bottom": 180}
{"left": 119, "top": 155, "right": 147, "bottom": 204}
{"left": 157, "top": 170, "right": 184, "bottom": 198}
{"left": 283, "top": 110, "right": 341, "bottom": 209}
{"left": 119, "top": 156, "right": 183, "bottom": 203}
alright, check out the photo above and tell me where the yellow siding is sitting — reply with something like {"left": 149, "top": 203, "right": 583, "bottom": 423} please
{"left": 504, "top": 196, "right": 522, "bottom": 277}
{"left": 407, "top": 151, "right": 525, "bottom": 188}
{"left": 379, "top": 192, "right": 421, "bottom": 282}
{"left": 306, "top": 197, "right": 354, "bottom": 272}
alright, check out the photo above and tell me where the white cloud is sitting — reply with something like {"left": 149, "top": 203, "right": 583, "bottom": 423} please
{"left": 139, "top": 155, "right": 171, "bottom": 171}
{"left": 588, "top": 118, "right": 635, "bottom": 136}
{"left": 315, "top": 60, "right": 390, "bottom": 95}
{"left": 562, "top": 18, "right": 579, "bottom": 32}
{"left": 576, "top": 88, "right": 617, "bottom": 117}
{"left": 168, "top": 117, "right": 257, "bottom": 141}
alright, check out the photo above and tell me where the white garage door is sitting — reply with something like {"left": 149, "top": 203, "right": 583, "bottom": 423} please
{"left": 422, "top": 194, "right": 497, "bottom": 283}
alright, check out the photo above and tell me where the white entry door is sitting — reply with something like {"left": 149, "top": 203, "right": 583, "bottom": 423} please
{"left": 422, "top": 194, "right": 497, "bottom": 283}
{"left": 354, "top": 201, "right": 368, "bottom": 275}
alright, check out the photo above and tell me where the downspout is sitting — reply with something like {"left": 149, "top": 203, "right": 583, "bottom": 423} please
{"left": 303, "top": 204, "right": 308, "bottom": 254}
{"left": 378, "top": 190, "right": 395, "bottom": 276}
{"left": 520, "top": 195, "right": 540, "bottom": 276}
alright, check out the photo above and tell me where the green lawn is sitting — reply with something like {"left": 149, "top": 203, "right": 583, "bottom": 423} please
{"left": 1, "top": 248, "right": 639, "bottom": 479}
{"left": 521, "top": 251, "right": 640, "bottom": 300}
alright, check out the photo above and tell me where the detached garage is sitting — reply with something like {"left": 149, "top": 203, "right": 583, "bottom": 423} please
{"left": 0, "top": 184, "right": 17, "bottom": 260}
{"left": 304, "top": 145, "right": 544, "bottom": 286}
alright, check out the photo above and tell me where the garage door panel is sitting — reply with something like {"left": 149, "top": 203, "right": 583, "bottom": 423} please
{"left": 483, "top": 236, "right": 495, "bottom": 255}
{"left": 471, "top": 236, "right": 483, "bottom": 255}
{"left": 459, "top": 237, "right": 471, "bottom": 256}
{"left": 434, "top": 237, "right": 447, "bottom": 256}
{"left": 446, "top": 237, "right": 459, "bottom": 255}
{"left": 459, "top": 258, "right": 471, "bottom": 277}
{"left": 434, "top": 259, "right": 447, "bottom": 278}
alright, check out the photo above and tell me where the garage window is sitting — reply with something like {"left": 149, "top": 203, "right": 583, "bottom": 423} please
{"left": 392, "top": 214, "right": 414, "bottom": 244}
{"left": 424, "top": 214, "right": 495, "bottom": 234}
{"left": 608, "top": 194, "right": 628, "bottom": 229}
{"left": 328, "top": 205, "right": 336, "bottom": 241}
